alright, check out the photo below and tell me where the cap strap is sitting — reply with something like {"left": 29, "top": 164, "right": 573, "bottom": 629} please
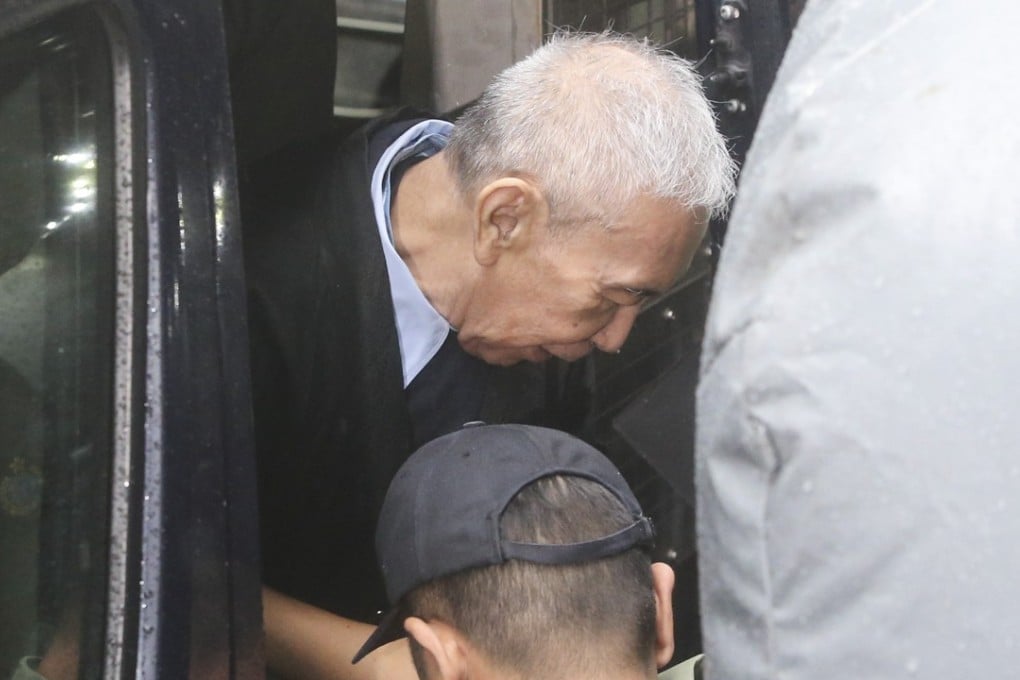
{"left": 500, "top": 516, "right": 655, "bottom": 564}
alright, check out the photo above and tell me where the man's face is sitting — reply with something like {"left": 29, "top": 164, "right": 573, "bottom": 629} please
{"left": 457, "top": 196, "right": 706, "bottom": 366}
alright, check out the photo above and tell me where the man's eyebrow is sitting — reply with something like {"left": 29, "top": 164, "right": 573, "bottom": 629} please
{"left": 620, "top": 285, "right": 664, "bottom": 299}
{"left": 604, "top": 277, "right": 673, "bottom": 299}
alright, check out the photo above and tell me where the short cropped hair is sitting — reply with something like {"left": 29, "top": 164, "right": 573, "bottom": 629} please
{"left": 405, "top": 474, "right": 656, "bottom": 679}
{"left": 445, "top": 31, "right": 737, "bottom": 227}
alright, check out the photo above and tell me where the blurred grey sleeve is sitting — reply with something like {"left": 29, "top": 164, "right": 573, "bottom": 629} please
{"left": 696, "top": 1, "right": 1020, "bottom": 679}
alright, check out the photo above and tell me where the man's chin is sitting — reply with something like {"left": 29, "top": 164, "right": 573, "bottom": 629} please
{"left": 506, "top": 347, "right": 554, "bottom": 365}
{"left": 531, "top": 346, "right": 560, "bottom": 362}
{"left": 462, "top": 338, "right": 594, "bottom": 365}
{"left": 469, "top": 346, "right": 553, "bottom": 366}
{"left": 542, "top": 345, "right": 593, "bottom": 363}
{"left": 507, "top": 347, "right": 591, "bottom": 364}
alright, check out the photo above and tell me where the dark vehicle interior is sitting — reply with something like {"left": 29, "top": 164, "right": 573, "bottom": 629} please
{"left": 0, "top": 0, "right": 805, "bottom": 677}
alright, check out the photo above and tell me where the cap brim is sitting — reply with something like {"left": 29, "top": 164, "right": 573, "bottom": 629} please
{"left": 351, "top": 606, "right": 406, "bottom": 664}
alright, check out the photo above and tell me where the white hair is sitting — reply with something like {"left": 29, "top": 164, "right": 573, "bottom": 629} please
{"left": 446, "top": 31, "right": 737, "bottom": 227}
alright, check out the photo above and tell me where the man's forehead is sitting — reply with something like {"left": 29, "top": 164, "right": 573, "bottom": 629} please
{"left": 610, "top": 196, "right": 703, "bottom": 233}
{"left": 606, "top": 206, "right": 704, "bottom": 273}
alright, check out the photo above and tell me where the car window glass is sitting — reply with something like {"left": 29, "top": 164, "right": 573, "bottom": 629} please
{"left": 0, "top": 9, "right": 115, "bottom": 678}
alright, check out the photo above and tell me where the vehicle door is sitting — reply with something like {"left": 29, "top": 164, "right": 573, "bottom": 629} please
{"left": 0, "top": 0, "right": 262, "bottom": 676}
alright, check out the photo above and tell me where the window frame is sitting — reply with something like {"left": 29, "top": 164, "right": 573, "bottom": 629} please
{"left": 0, "top": 0, "right": 263, "bottom": 676}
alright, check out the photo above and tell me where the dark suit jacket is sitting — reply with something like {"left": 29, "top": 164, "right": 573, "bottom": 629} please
{"left": 244, "top": 111, "right": 430, "bottom": 618}
{"left": 245, "top": 107, "right": 567, "bottom": 623}
{"left": 244, "top": 109, "right": 553, "bottom": 618}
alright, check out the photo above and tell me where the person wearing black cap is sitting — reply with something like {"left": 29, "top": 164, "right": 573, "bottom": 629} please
{"left": 264, "top": 424, "right": 702, "bottom": 680}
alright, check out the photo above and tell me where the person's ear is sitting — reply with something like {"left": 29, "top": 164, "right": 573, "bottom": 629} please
{"left": 651, "top": 562, "right": 676, "bottom": 668}
{"left": 473, "top": 177, "right": 549, "bottom": 265}
{"left": 405, "top": 616, "right": 469, "bottom": 680}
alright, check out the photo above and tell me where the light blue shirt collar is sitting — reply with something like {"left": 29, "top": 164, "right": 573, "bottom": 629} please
{"left": 370, "top": 119, "right": 455, "bottom": 387}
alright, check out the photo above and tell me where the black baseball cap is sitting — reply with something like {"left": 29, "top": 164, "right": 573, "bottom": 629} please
{"left": 352, "top": 423, "right": 655, "bottom": 663}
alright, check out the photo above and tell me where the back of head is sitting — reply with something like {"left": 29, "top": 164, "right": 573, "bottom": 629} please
{"left": 353, "top": 424, "right": 662, "bottom": 676}
{"left": 406, "top": 474, "right": 656, "bottom": 679}
{"left": 445, "top": 31, "right": 736, "bottom": 227}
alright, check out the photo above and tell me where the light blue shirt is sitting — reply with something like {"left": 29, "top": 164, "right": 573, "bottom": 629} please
{"left": 370, "top": 119, "right": 455, "bottom": 387}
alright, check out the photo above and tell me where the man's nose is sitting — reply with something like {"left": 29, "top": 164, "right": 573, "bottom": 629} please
{"left": 591, "top": 305, "right": 641, "bottom": 354}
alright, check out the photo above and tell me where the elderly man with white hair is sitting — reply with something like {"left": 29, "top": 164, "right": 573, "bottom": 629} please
{"left": 243, "top": 30, "right": 734, "bottom": 679}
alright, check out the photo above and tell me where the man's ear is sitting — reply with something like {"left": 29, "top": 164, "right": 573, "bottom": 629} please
{"left": 473, "top": 177, "right": 549, "bottom": 265}
{"left": 651, "top": 562, "right": 676, "bottom": 668}
{"left": 404, "top": 616, "right": 469, "bottom": 680}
